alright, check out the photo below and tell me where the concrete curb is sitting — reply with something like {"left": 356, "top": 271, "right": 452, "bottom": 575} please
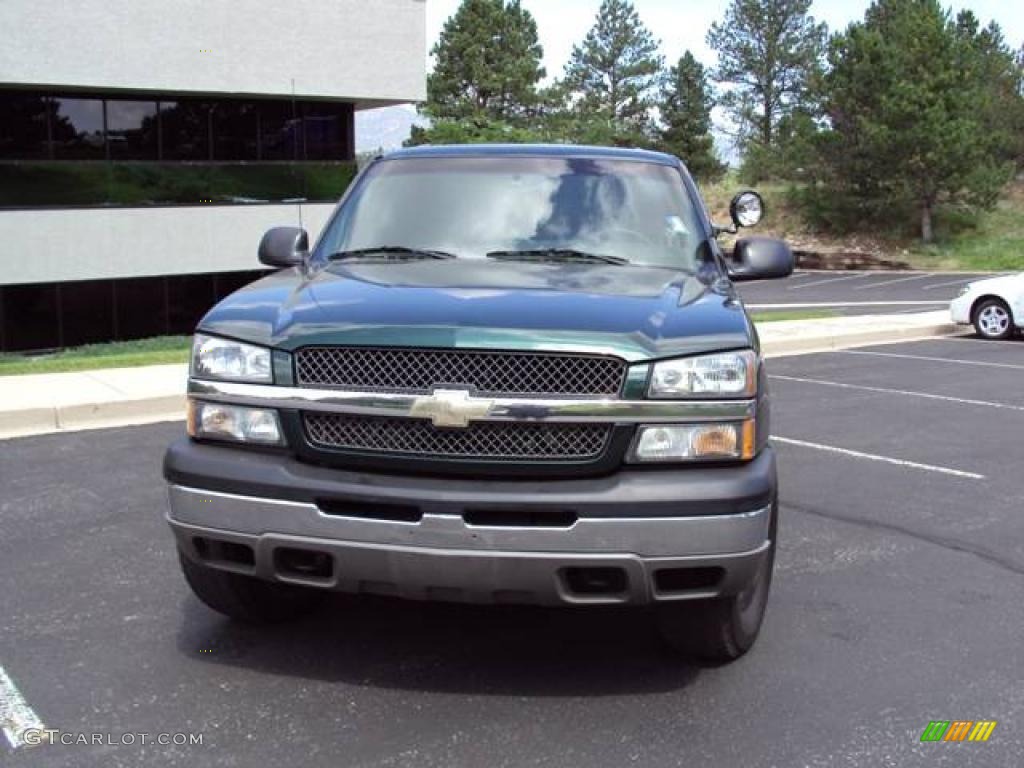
{"left": 0, "top": 397, "right": 184, "bottom": 440}
{"left": 761, "top": 320, "right": 960, "bottom": 358}
{"left": 0, "top": 314, "right": 961, "bottom": 440}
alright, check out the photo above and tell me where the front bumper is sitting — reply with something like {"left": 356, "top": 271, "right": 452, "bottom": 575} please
{"left": 164, "top": 440, "right": 777, "bottom": 606}
{"left": 950, "top": 293, "right": 972, "bottom": 325}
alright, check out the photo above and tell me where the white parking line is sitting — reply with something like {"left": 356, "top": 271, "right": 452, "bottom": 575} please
{"left": 772, "top": 437, "right": 984, "bottom": 480}
{"left": 852, "top": 273, "right": 933, "bottom": 290}
{"left": 787, "top": 273, "right": 873, "bottom": 291}
{"left": 0, "top": 665, "right": 45, "bottom": 749}
{"left": 932, "top": 336, "right": 1024, "bottom": 348}
{"left": 920, "top": 274, "right": 1008, "bottom": 291}
{"left": 840, "top": 350, "right": 1024, "bottom": 370}
{"left": 770, "top": 374, "right": 1024, "bottom": 412}
{"left": 745, "top": 301, "right": 945, "bottom": 309}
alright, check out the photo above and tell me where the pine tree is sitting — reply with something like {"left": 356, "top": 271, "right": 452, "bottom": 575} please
{"left": 707, "top": 0, "right": 827, "bottom": 150}
{"left": 418, "top": 0, "right": 545, "bottom": 141}
{"left": 818, "top": 0, "right": 1013, "bottom": 242}
{"left": 560, "top": 0, "right": 664, "bottom": 142}
{"left": 952, "top": 12, "right": 1024, "bottom": 171}
{"left": 658, "top": 52, "right": 725, "bottom": 180}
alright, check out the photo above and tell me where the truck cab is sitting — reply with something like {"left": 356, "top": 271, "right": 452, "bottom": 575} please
{"left": 163, "top": 144, "right": 794, "bottom": 661}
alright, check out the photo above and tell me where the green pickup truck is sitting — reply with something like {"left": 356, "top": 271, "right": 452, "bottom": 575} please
{"left": 163, "top": 144, "right": 793, "bottom": 661}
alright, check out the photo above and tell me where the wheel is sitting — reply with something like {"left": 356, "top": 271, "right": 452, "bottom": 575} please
{"left": 972, "top": 298, "right": 1013, "bottom": 340}
{"left": 656, "top": 499, "right": 777, "bottom": 662}
{"left": 178, "top": 549, "right": 325, "bottom": 623}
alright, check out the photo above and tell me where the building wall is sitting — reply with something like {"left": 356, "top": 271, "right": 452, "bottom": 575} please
{"left": 0, "top": 0, "right": 426, "bottom": 106}
{"left": 0, "top": 0, "right": 424, "bottom": 350}
{"left": 0, "top": 204, "right": 335, "bottom": 286}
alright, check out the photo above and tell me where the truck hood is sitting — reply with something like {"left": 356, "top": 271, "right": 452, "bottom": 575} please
{"left": 198, "top": 260, "right": 755, "bottom": 362}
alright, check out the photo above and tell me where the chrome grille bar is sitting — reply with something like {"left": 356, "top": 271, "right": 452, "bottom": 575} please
{"left": 188, "top": 379, "right": 756, "bottom": 424}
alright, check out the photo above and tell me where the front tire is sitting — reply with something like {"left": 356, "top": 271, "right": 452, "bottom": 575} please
{"left": 179, "top": 549, "right": 325, "bottom": 624}
{"left": 656, "top": 499, "right": 777, "bottom": 662}
{"left": 972, "top": 298, "right": 1013, "bottom": 340}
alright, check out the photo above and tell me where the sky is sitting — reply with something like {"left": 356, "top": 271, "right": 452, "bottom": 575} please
{"left": 357, "top": 0, "right": 1024, "bottom": 152}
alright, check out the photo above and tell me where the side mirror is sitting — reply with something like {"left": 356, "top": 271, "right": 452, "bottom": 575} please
{"left": 258, "top": 226, "right": 308, "bottom": 268}
{"left": 729, "top": 190, "right": 765, "bottom": 229}
{"left": 729, "top": 236, "right": 794, "bottom": 281}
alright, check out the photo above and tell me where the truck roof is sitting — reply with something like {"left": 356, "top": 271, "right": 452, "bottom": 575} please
{"left": 382, "top": 143, "right": 680, "bottom": 166}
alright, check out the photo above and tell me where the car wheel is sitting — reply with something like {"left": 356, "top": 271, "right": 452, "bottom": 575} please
{"left": 656, "top": 498, "right": 777, "bottom": 663}
{"left": 972, "top": 298, "right": 1013, "bottom": 340}
{"left": 179, "top": 549, "right": 325, "bottom": 623}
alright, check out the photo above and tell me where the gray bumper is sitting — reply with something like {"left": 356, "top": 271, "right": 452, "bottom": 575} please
{"left": 167, "top": 483, "right": 773, "bottom": 606}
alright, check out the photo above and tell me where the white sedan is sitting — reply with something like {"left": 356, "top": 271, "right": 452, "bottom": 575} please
{"left": 950, "top": 273, "right": 1024, "bottom": 340}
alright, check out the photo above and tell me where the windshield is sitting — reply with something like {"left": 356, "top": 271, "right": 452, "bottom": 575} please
{"left": 316, "top": 155, "right": 710, "bottom": 271}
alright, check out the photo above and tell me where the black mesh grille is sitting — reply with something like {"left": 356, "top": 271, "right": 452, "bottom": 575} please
{"left": 294, "top": 347, "right": 626, "bottom": 397}
{"left": 304, "top": 414, "right": 611, "bottom": 461}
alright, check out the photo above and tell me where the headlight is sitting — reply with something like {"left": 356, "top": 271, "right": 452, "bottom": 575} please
{"left": 192, "top": 333, "right": 272, "bottom": 383}
{"left": 187, "top": 400, "right": 284, "bottom": 445}
{"left": 648, "top": 350, "right": 757, "bottom": 398}
{"left": 958, "top": 284, "right": 973, "bottom": 297}
{"left": 629, "top": 421, "right": 755, "bottom": 463}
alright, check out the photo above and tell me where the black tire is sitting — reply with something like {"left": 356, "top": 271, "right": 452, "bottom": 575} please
{"left": 972, "top": 298, "right": 1014, "bottom": 340}
{"left": 179, "top": 549, "right": 325, "bottom": 624}
{"left": 656, "top": 499, "right": 777, "bottom": 662}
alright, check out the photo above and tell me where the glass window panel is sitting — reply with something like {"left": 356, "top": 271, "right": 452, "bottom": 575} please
{"left": 259, "top": 101, "right": 301, "bottom": 161}
{"left": 60, "top": 279, "right": 115, "bottom": 346}
{"left": 2, "top": 283, "right": 59, "bottom": 351}
{"left": 214, "top": 102, "right": 259, "bottom": 161}
{"left": 51, "top": 97, "right": 106, "bottom": 159}
{"left": 115, "top": 276, "right": 167, "bottom": 339}
{"left": 0, "top": 160, "right": 355, "bottom": 207}
{"left": 319, "top": 157, "right": 706, "bottom": 270}
{"left": 106, "top": 100, "right": 158, "bottom": 160}
{"left": 159, "top": 100, "right": 213, "bottom": 161}
{"left": 0, "top": 93, "right": 52, "bottom": 159}
{"left": 301, "top": 102, "right": 346, "bottom": 161}
{"left": 167, "top": 274, "right": 217, "bottom": 333}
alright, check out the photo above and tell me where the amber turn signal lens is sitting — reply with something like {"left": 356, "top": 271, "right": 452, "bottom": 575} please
{"left": 692, "top": 425, "right": 739, "bottom": 456}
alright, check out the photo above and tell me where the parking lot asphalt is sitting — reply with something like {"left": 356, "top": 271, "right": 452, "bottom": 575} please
{"left": 2, "top": 335, "right": 1023, "bottom": 767}
{"left": 738, "top": 270, "right": 1005, "bottom": 315}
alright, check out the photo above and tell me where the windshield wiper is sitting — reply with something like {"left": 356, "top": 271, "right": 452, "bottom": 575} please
{"left": 485, "top": 248, "right": 630, "bottom": 265}
{"left": 326, "top": 246, "right": 458, "bottom": 262}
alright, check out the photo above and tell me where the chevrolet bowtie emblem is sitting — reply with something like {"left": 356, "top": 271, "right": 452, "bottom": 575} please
{"left": 409, "top": 389, "right": 495, "bottom": 428}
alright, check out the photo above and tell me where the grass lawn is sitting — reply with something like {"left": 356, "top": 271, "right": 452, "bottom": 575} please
{"left": 750, "top": 309, "right": 838, "bottom": 323}
{"left": 907, "top": 184, "right": 1024, "bottom": 272}
{"left": 0, "top": 336, "right": 191, "bottom": 376}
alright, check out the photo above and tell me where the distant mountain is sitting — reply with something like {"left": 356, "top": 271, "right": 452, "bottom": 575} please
{"left": 354, "top": 105, "right": 421, "bottom": 152}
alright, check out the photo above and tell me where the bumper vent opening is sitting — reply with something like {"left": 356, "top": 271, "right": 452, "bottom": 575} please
{"left": 193, "top": 537, "right": 255, "bottom": 568}
{"left": 654, "top": 567, "right": 724, "bottom": 594}
{"left": 563, "top": 567, "right": 628, "bottom": 596}
{"left": 317, "top": 499, "right": 422, "bottom": 523}
{"left": 274, "top": 547, "right": 334, "bottom": 581}
{"left": 464, "top": 509, "right": 577, "bottom": 528}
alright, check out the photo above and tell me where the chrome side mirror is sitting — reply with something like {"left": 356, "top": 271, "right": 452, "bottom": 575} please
{"left": 729, "top": 190, "right": 765, "bottom": 229}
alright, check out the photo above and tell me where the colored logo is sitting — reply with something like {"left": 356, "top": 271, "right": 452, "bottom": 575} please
{"left": 920, "top": 720, "right": 997, "bottom": 742}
